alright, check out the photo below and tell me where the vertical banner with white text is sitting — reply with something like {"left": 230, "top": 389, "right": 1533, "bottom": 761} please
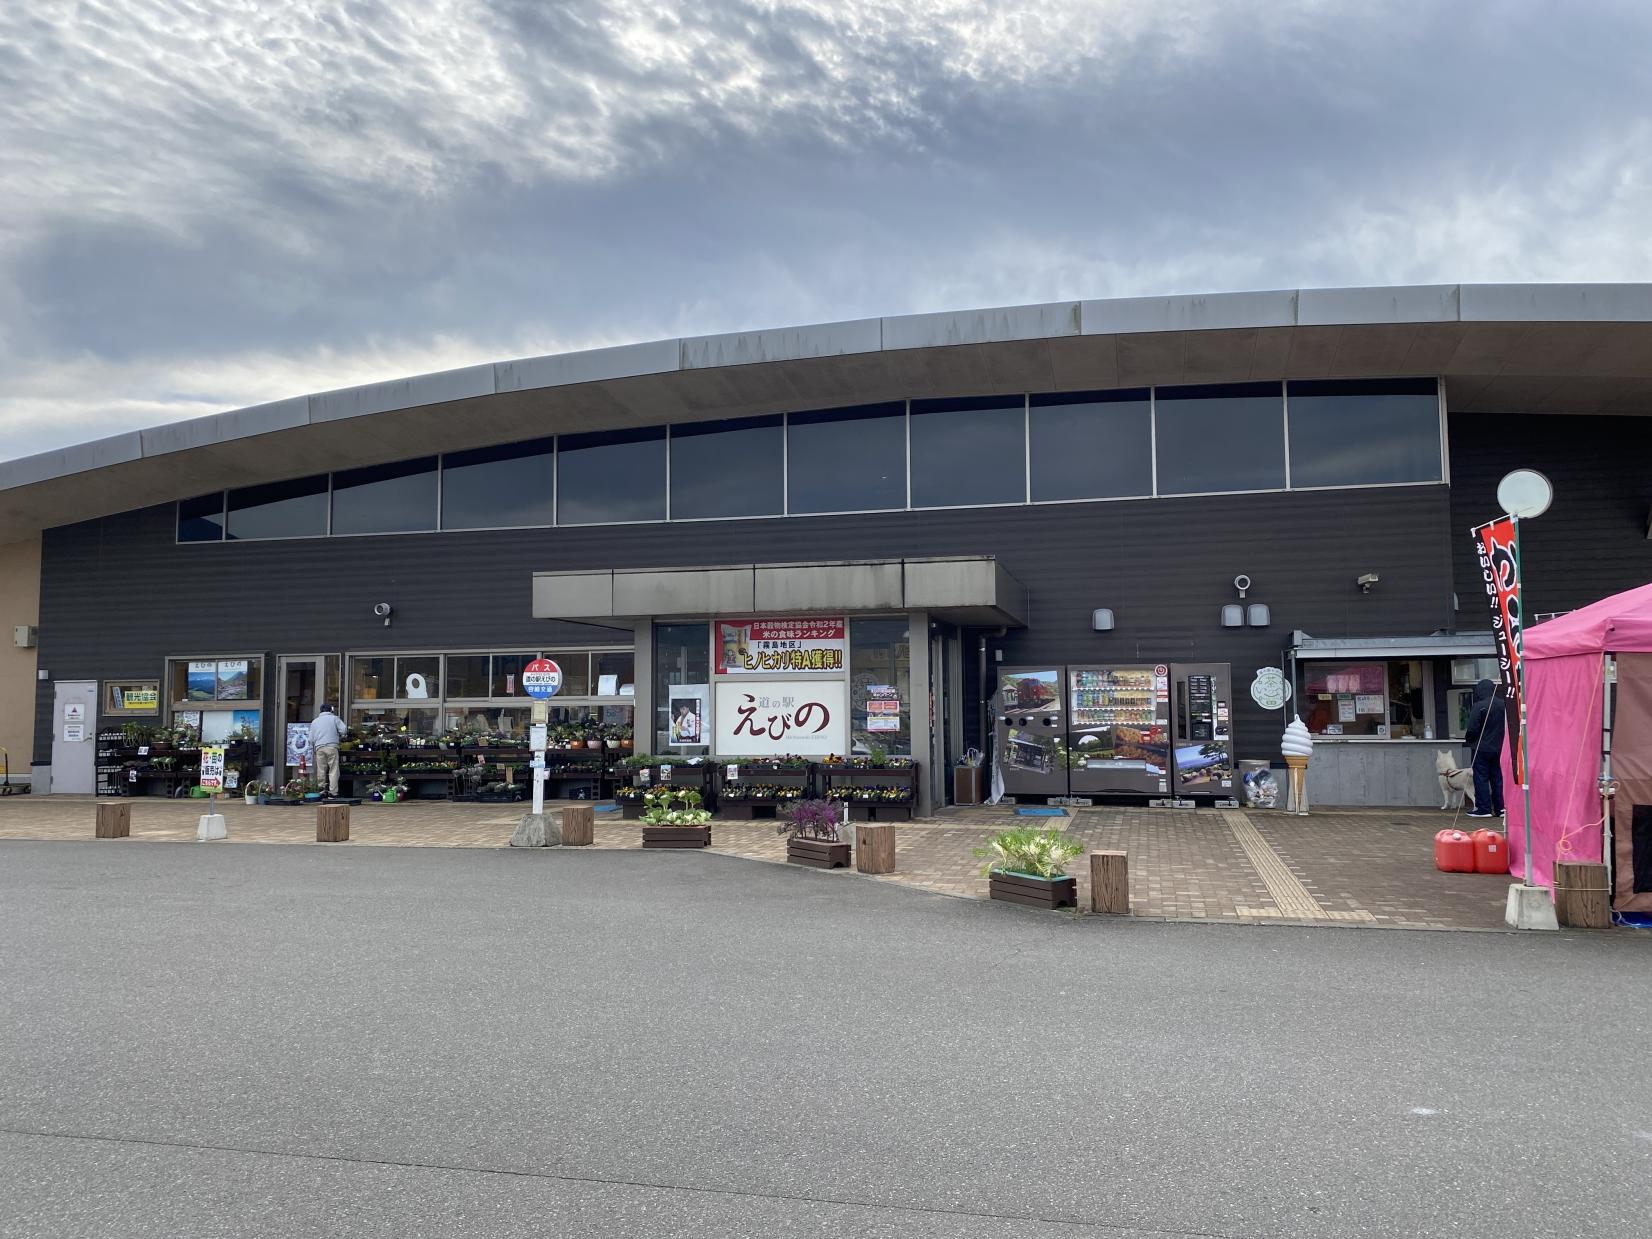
{"left": 1473, "top": 515, "right": 1525, "bottom": 782}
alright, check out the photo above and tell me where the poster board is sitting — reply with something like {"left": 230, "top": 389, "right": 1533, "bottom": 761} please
{"left": 666, "top": 684, "right": 709, "bottom": 747}
{"left": 716, "top": 617, "right": 845, "bottom": 674}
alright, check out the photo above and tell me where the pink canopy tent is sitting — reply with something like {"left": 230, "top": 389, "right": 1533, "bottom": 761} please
{"left": 1506, "top": 581, "right": 1652, "bottom": 911}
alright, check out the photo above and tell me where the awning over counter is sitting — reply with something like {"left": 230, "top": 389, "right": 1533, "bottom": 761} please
{"left": 532, "top": 555, "right": 1029, "bottom": 627}
{"left": 1289, "top": 630, "right": 1495, "bottom": 660}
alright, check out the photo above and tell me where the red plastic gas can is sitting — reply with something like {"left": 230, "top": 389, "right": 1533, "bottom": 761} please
{"left": 1471, "top": 829, "right": 1507, "bottom": 875}
{"left": 1434, "top": 829, "right": 1476, "bottom": 873}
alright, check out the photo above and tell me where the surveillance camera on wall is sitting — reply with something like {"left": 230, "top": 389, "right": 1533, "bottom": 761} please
{"left": 1357, "top": 573, "right": 1380, "bottom": 593}
{"left": 374, "top": 602, "right": 393, "bottom": 626}
{"left": 1233, "top": 574, "right": 1251, "bottom": 597}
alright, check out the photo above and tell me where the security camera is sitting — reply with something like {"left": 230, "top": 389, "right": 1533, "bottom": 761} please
{"left": 1233, "top": 574, "right": 1251, "bottom": 597}
{"left": 373, "top": 602, "right": 393, "bottom": 625}
{"left": 1357, "top": 573, "right": 1380, "bottom": 593}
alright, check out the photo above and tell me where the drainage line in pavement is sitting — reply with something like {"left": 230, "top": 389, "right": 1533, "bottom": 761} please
{"left": 0, "top": 1124, "right": 1238, "bottom": 1239}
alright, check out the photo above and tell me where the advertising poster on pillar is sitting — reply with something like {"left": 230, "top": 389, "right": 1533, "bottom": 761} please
{"left": 714, "top": 680, "right": 847, "bottom": 756}
{"left": 716, "top": 617, "right": 845, "bottom": 674}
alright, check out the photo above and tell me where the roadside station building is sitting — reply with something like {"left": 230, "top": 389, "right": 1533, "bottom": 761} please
{"left": 3, "top": 283, "right": 1651, "bottom": 810}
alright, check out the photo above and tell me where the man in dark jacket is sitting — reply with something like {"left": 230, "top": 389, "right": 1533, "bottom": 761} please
{"left": 1464, "top": 678, "right": 1506, "bottom": 818}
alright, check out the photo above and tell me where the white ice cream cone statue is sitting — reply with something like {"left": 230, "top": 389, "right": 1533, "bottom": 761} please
{"left": 1281, "top": 715, "right": 1313, "bottom": 816}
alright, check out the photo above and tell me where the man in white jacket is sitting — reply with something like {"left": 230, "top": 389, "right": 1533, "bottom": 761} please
{"left": 309, "top": 703, "right": 347, "bottom": 799}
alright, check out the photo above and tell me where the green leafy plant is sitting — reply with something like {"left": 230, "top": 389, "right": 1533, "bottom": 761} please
{"left": 973, "top": 828, "right": 1083, "bottom": 880}
{"left": 641, "top": 787, "right": 710, "bottom": 826}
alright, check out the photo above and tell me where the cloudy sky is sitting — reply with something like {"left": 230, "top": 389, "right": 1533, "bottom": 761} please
{"left": 2, "top": 0, "right": 1649, "bottom": 459}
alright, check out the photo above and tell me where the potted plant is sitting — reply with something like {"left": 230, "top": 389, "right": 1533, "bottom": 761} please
{"left": 640, "top": 787, "right": 712, "bottom": 849}
{"left": 974, "top": 828, "right": 1083, "bottom": 909}
{"left": 778, "top": 798, "right": 850, "bottom": 869}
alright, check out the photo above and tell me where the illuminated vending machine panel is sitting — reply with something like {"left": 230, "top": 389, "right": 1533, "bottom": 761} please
{"left": 994, "top": 667, "right": 1069, "bottom": 801}
{"left": 1170, "top": 663, "right": 1235, "bottom": 797}
{"left": 1067, "top": 665, "right": 1172, "bottom": 796}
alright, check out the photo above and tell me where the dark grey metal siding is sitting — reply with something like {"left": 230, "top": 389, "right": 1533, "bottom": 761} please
{"left": 1449, "top": 412, "right": 1652, "bottom": 619}
{"left": 35, "top": 485, "right": 1456, "bottom": 764}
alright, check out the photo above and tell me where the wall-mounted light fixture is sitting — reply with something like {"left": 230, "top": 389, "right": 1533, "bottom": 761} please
{"left": 1247, "top": 603, "right": 1271, "bottom": 628}
{"left": 1091, "top": 608, "right": 1115, "bottom": 632}
{"left": 1221, "top": 604, "right": 1244, "bottom": 628}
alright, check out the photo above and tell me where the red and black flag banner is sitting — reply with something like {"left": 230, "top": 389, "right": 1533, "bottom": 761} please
{"left": 1473, "top": 515, "right": 1525, "bottom": 782}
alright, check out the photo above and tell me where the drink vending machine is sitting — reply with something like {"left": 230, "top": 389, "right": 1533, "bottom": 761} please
{"left": 994, "top": 662, "right": 1235, "bottom": 801}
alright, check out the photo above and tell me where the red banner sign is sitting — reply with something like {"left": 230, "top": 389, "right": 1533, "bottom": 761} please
{"left": 1474, "top": 515, "right": 1525, "bottom": 781}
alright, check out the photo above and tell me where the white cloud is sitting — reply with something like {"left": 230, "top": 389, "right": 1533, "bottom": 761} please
{"left": 2, "top": 0, "right": 1650, "bottom": 460}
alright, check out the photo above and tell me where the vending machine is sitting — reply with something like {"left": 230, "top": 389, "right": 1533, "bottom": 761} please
{"left": 1066, "top": 664, "right": 1172, "bottom": 796}
{"left": 1169, "top": 662, "right": 1235, "bottom": 797}
{"left": 993, "top": 667, "right": 1068, "bottom": 800}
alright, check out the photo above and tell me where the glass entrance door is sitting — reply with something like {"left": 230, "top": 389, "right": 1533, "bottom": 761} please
{"left": 278, "top": 655, "right": 341, "bottom": 782}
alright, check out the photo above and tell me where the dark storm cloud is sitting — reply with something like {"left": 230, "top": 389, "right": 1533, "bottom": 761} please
{"left": 2, "top": 0, "right": 1650, "bottom": 456}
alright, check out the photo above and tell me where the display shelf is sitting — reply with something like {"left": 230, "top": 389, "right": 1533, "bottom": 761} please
{"left": 818, "top": 760, "right": 919, "bottom": 821}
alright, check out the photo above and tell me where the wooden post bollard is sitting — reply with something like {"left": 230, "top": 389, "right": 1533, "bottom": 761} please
{"left": 1553, "top": 861, "right": 1610, "bottom": 928}
{"left": 855, "top": 823, "right": 895, "bottom": 874}
{"left": 95, "top": 801, "right": 131, "bottom": 839}
{"left": 561, "top": 804, "right": 594, "bottom": 846}
{"left": 316, "top": 804, "right": 350, "bottom": 843}
{"left": 1090, "top": 850, "right": 1129, "bottom": 915}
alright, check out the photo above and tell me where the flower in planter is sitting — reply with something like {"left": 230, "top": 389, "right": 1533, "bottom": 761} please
{"left": 777, "top": 798, "right": 840, "bottom": 842}
{"left": 973, "top": 828, "right": 1083, "bottom": 880}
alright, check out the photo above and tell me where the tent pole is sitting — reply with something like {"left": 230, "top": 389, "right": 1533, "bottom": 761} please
{"left": 1601, "top": 654, "right": 1616, "bottom": 895}
{"left": 1514, "top": 516, "right": 1534, "bottom": 888}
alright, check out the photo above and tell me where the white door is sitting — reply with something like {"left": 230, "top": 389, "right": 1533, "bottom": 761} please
{"left": 51, "top": 680, "right": 98, "bottom": 794}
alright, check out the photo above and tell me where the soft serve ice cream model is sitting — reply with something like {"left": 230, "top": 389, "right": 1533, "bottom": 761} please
{"left": 1281, "top": 716, "right": 1313, "bottom": 816}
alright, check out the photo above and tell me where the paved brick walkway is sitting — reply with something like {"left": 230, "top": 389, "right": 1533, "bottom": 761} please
{"left": 0, "top": 796, "right": 1511, "bottom": 930}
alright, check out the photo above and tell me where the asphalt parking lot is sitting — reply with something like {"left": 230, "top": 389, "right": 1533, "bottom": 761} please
{"left": 2, "top": 841, "right": 1648, "bottom": 1238}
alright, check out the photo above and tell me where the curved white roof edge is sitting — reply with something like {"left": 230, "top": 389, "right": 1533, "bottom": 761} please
{"left": 4, "top": 281, "right": 1652, "bottom": 535}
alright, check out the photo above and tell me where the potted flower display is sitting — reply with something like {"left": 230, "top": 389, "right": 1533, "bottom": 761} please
{"left": 639, "top": 787, "right": 712, "bottom": 849}
{"left": 777, "top": 798, "right": 849, "bottom": 869}
{"left": 243, "top": 779, "right": 261, "bottom": 806}
{"left": 974, "top": 828, "right": 1083, "bottom": 909}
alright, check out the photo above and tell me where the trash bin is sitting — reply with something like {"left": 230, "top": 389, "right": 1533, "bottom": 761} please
{"left": 1239, "top": 759, "right": 1279, "bottom": 809}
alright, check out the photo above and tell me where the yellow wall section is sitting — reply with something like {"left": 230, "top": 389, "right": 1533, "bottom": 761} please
{"left": 0, "top": 537, "right": 41, "bottom": 780}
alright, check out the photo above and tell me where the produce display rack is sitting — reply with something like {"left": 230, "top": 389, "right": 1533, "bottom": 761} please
{"left": 97, "top": 734, "right": 262, "bottom": 798}
{"left": 817, "top": 760, "right": 920, "bottom": 821}
{"left": 716, "top": 759, "right": 813, "bottom": 819}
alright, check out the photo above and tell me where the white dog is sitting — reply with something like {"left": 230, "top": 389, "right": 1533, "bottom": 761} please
{"left": 1436, "top": 750, "right": 1476, "bottom": 812}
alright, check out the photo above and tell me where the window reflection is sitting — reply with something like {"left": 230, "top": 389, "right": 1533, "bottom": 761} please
{"left": 1029, "top": 390, "right": 1152, "bottom": 501}
{"left": 670, "top": 416, "right": 783, "bottom": 519}
{"left": 331, "top": 458, "right": 437, "bottom": 535}
{"left": 441, "top": 438, "right": 555, "bottom": 529}
{"left": 787, "top": 403, "right": 907, "bottom": 513}
{"left": 909, "top": 396, "right": 1025, "bottom": 508}
{"left": 1287, "top": 379, "right": 1441, "bottom": 487}
{"left": 558, "top": 427, "right": 666, "bottom": 524}
{"left": 1154, "top": 383, "right": 1285, "bottom": 495}
{"left": 227, "top": 476, "right": 329, "bottom": 540}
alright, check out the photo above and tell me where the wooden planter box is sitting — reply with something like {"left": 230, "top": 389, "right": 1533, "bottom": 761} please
{"left": 642, "top": 825, "right": 711, "bottom": 849}
{"left": 988, "top": 871, "right": 1078, "bottom": 909}
{"left": 787, "top": 837, "right": 851, "bottom": 869}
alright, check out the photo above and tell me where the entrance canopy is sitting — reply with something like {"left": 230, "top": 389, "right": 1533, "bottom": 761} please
{"left": 532, "top": 555, "right": 1029, "bottom": 627}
